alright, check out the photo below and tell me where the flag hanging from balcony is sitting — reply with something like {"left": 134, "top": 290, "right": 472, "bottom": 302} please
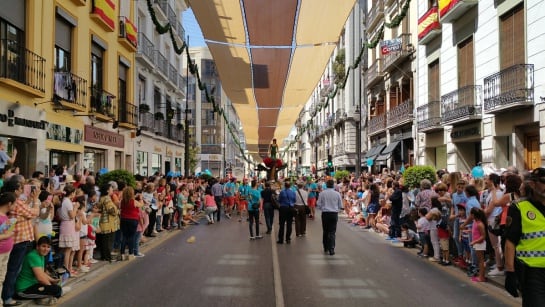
{"left": 438, "top": 0, "right": 457, "bottom": 19}
{"left": 380, "top": 38, "right": 402, "bottom": 55}
{"left": 124, "top": 18, "right": 138, "bottom": 47}
{"left": 92, "top": 0, "right": 116, "bottom": 29}
{"left": 418, "top": 7, "right": 439, "bottom": 41}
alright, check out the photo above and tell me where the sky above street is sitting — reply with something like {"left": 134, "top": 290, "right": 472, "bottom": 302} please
{"left": 182, "top": 9, "right": 206, "bottom": 47}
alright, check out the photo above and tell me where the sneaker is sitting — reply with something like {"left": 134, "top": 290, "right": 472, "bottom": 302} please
{"left": 429, "top": 257, "right": 440, "bottom": 262}
{"left": 90, "top": 259, "right": 99, "bottom": 264}
{"left": 79, "top": 266, "right": 90, "bottom": 273}
{"left": 249, "top": 236, "right": 256, "bottom": 240}
{"left": 255, "top": 235, "right": 263, "bottom": 239}
{"left": 440, "top": 261, "right": 452, "bottom": 266}
{"left": 135, "top": 253, "right": 145, "bottom": 257}
{"left": 488, "top": 268, "right": 504, "bottom": 276}
{"left": 35, "top": 297, "right": 57, "bottom": 306}
{"left": 226, "top": 214, "right": 231, "bottom": 219}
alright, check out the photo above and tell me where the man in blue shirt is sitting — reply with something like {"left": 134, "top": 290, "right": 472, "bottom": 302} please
{"left": 277, "top": 181, "right": 296, "bottom": 244}
{"left": 317, "top": 179, "right": 343, "bottom": 255}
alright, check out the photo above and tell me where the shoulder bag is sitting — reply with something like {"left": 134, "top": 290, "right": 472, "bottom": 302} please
{"left": 297, "top": 189, "right": 311, "bottom": 215}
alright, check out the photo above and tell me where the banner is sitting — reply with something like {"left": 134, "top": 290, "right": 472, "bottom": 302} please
{"left": 92, "top": 0, "right": 116, "bottom": 29}
{"left": 380, "top": 38, "right": 402, "bottom": 55}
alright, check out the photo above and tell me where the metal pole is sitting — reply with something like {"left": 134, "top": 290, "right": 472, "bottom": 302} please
{"left": 184, "top": 36, "right": 190, "bottom": 177}
{"left": 360, "top": 0, "right": 368, "bottom": 175}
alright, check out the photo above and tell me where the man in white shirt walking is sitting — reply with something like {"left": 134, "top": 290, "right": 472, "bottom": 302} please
{"left": 317, "top": 179, "right": 343, "bottom": 255}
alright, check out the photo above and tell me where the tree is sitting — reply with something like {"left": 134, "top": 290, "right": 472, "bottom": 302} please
{"left": 402, "top": 165, "right": 437, "bottom": 189}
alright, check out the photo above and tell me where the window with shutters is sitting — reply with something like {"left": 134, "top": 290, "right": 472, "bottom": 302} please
{"left": 428, "top": 60, "right": 439, "bottom": 101}
{"left": 500, "top": 3, "right": 524, "bottom": 69}
{"left": 55, "top": 17, "right": 72, "bottom": 72}
{"left": 457, "top": 36, "right": 474, "bottom": 88}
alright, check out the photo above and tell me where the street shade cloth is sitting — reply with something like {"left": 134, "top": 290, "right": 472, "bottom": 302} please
{"left": 190, "top": 0, "right": 357, "bottom": 160}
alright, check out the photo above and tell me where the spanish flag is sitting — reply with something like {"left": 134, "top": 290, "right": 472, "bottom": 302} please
{"left": 93, "top": 0, "right": 116, "bottom": 29}
{"left": 125, "top": 18, "right": 138, "bottom": 47}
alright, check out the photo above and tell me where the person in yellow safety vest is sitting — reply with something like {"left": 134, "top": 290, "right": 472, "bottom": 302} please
{"left": 504, "top": 167, "right": 545, "bottom": 306}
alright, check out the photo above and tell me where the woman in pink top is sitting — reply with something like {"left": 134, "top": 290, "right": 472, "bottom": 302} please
{"left": 470, "top": 207, "right": 487, "bottom": 282}
{"left": 0, "top": 192, "right": 16, "bottom": 297}
{"left": 204, "top": 188, "right": 217, "bottom": 224}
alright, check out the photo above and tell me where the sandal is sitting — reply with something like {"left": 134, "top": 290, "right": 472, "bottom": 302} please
{"left": 471, "top": 276, "right": 486, "bottom": 282}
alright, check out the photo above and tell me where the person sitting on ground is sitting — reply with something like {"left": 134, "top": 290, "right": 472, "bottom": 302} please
{"left": 15, "top": 236, "right": 62, "bottom": 305}
{"left": 399, "top": 223, "right": 419, "bottom": 248}
{"left": 374, "top": 206, "right": 391, "bottom": 235}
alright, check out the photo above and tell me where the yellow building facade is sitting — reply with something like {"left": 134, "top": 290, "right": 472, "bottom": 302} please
{"left": 0, "top": 0, "right": 137, "bottom": 178}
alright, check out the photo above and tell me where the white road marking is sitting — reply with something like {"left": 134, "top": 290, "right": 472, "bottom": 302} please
{"left": 271, "top": 227, "right": 285, "bottom": 307}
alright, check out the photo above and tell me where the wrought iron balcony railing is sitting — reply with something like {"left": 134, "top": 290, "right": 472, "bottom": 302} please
{"left": 154, "top": 118, "right": 166, "bottom": 136}
{"left": 334, "top": 143, "right": 346, "bottom": 156}
{"left": 118, "top": 102, "right": 137, "bottom": 127}
{"left": 441, "top": 85, "right": 482, "bottom": 124}
{"left": 366, "top": 58, "right": 384, "bottom": 87}
{"left": 387, "top": 99, "right": 413, "bottom": 128}
{"left": 368, "top": 113, "right": 386, "bottom": 135}
{"left": 383, "top": 34, "right": 413, "bottom": 72}
{"left": 169, "top": 64, "right": 178, "bottom": 85}
{"left": 153, "top": 50, "right": 168, "bottom": 77}
{"left": 483, "top": 64, "right": 534, "bottom": 113}
{"left": 53, "top": 71, "right": 88, "bottom": 109}
{"left": 367, "top": 0, "right": 384, "bottom": 31}
{"left": 0, "top": 39, "right": 46, "bottom": 93}
{"left": 137, "top": 32, "right": 154, "bottom": 65}
{"left": 335, "top": 108, "right": 346, "bottom": 125}
{"left": 140, "top": 112, "right": 154, "bottom": 131}
{"left": 417, "top": 100, "right": 442, "bottom": 131}
{"left": 90, "top": 87, "right": 115, "bottom": 118}
{"left": 153, "top": 0, "right": 168, "bottom": 20}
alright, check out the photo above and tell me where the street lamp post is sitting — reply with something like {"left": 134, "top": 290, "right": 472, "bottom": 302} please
{"left": 355, "top": 105, "right": 361, "bottom": 178}
{"left": 184, "top": 36, "right": 190, "bottom": 177}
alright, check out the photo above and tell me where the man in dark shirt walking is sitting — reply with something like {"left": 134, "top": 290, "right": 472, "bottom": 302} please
{"left": 277, "top": 181, "right": 296, "bottom": 244}
{"left": 317, "top": 179, "right": 343, "bottom": 255}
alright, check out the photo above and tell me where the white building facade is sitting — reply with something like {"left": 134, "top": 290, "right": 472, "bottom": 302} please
{"left": 417, "top": 0, "right": 545, "bottom": 173}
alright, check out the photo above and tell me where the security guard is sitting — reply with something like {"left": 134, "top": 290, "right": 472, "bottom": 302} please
{"left": 504, "top": 168, "right": 545, "bottom": 306}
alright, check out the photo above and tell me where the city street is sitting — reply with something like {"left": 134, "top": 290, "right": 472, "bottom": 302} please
{"left": 58, "top": 212, "right": 521, "bottom": 307}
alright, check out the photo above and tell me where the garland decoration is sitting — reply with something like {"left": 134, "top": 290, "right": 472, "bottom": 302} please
{"left": 145, "top": 0, "right": 412, "bottom": 166}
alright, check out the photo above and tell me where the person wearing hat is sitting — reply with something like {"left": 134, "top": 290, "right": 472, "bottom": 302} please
{"left": 504, "top": 168, "right": 545, "bottom": 305}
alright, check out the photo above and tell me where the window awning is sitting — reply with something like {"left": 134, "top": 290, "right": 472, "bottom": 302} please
{"left": 364, "top": 144, "right": 386, "bottom": 160}
{"left": 375, "top": 141, "right": 401, "bottom": 161}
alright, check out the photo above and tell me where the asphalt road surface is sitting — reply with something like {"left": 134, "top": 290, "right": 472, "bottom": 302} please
{"left": 61, "top": 211, "right": 520, "bottom": 307}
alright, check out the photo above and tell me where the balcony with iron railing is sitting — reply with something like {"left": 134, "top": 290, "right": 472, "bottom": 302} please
{"left": 136, "top": 33, "right": 154, "bottom": 68}
{"left": 90, "top": 87, "right": 116, "bottom": 120}
{"left": 335, "top": 108, "right": 346, "bottom": 125}
{"left": 167, "top": 4, "right": 177, "bottom": 28}
{"left": 334, "top": 143, "right": 346, "bottom": 156}
{"left": 483, "top": 64, "right": 534, "bottom": 114}
{"left": 53, "top": 71, "right": 88, "bottom": 111}
{"left": 118, "top": 101, "right": 137, "bottom": 128}
{"left": 140, "top": 112, "right": 154, "bottom": 131}
{"left": 383, "top": 34, "right": 413, "bottom": 72}
{"left": 153, "top": 0, "right": 169, "bottom": 22}
{"left": 0, "top": 39, "right": 46, "bottom": 96}
{"left": 418, "top": 6, "right": 441, "bottom": 45}
{"left": 168, "top": 64, "right": 178, "bottom": 86}
{"left": 154, "top": 118, "right": 166, "bottom": 136}
{"left": 441, "top": 85, "right": 482, "bottom": 125}
{"left": 368, "top": 113, "right": 386, "bottom": 135}
{"left": 153, "top": 50, "right": 168, "bottom": 78}
{"left": 417, "top": 100, "right": 442, "bottom": 132}
{"left": 366, "top": 58, "right": 384, "bottom": 87}
{"left": 176, "top": 21, "right": 186, "bottom": 43}
{"left": 387, "top": 99, "right": 413, "bottom": 128}
{"left": 439, "top": 0, "right": 478, "bottom": 23}
{"left": 367, "top": 0, "right": 384, "bottom": 31}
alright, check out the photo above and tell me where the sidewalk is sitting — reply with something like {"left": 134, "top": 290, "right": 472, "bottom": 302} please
{"left": 21, "top": 227, "right": 181, "bottom": 306}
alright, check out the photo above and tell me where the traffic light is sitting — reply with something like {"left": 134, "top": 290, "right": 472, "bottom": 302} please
{"left": 327, "top": 155, "right": 333, "bottom": 173}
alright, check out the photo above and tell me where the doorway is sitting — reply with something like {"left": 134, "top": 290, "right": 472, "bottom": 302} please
{"left": 525, "top": 133, "right": 540, "bottom": 170}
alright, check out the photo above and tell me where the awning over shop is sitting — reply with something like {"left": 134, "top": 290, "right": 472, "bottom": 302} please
{"left": 375, "top": 141, "right": 401, "bottom": 162}
{"left": 364, "top": 144, "right": 386, "bottom": 160}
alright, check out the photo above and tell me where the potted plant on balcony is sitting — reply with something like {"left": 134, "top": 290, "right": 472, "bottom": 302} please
{"left": 139, "top": 103, "right": 150, "bottom": 113}
{"left": 154, "top": 112, "right": 164, "bottom": 120}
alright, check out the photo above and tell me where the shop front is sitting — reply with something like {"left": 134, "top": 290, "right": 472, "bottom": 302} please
{"left": 0, "top": 101, "right": 48, "bottom": 178}
{"left": 46, "top": 112, "right": 84, "bottom": 175}
{"left": 450, "top": 123, "right": 483, "bottom": 174}
{"left": 83, "top": 125, "right": 125, "bottom": 174}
